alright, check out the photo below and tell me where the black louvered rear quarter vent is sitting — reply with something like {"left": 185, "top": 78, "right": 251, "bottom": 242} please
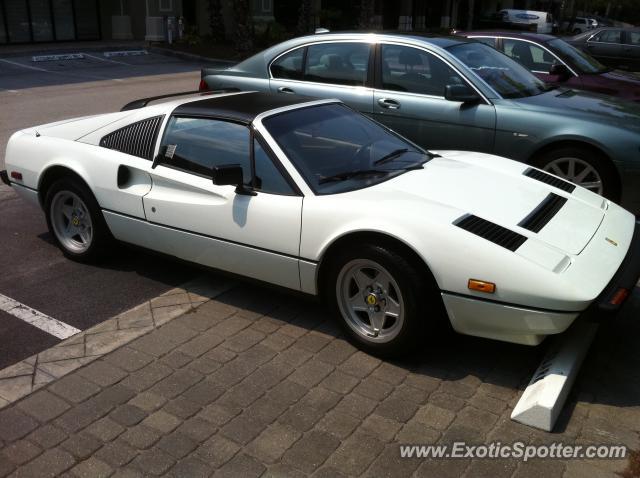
{"left": 455, "top": 215, "right": 527, "bottom": 252}
{"left": 524, "top": 168, "right": 576, "bottom": 193}
{"left": 518, "top": 193, "right": 567, "bottom": 233}
{"left": 100, "top": 115, "right": 164, "bottom": 160}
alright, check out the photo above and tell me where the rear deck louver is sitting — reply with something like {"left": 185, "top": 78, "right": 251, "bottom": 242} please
{"left": 455, "top": 215, "right": 527, "bottom": 252}
{"left": 523, "top": 168, "right": 576, "bottom": 193}
{"left": 99, "top": 115, "right": 164, "bottom": 160}
{"left": 518, "top": 193, "right": 567, "bottom": 233}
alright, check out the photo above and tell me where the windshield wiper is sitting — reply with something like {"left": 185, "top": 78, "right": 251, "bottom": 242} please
{"left": 373, "top": 148, "right": 410, "bottom": 166}
{"left": 318, "top": 169, "right": 388, "bottom": 185}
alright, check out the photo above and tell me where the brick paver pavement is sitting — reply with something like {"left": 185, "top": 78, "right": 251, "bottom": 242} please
{"left": 0, "top": 282, "right": 638, "bottom": 477}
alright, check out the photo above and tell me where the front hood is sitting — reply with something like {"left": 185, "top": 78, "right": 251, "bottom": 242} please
{"left": 368, "top": 151, "right": 605, "bottom": 255}
{"left": 514, "top": 87, "right": 640, "bottom": 130}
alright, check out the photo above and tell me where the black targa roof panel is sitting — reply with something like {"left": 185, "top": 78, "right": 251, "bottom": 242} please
{"left": 173, "top": 91, "right": 319, "bottom": 123}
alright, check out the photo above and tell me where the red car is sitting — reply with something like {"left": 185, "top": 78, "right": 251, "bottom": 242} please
{"left": 457, "top": 31, "right": 640, "bottom": 102}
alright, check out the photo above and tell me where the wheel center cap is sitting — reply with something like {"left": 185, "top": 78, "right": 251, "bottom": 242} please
{"left": 366, "top": 293, "right": 379, "bottom": 306}
{"left": 71, "top": 216, "right": 80, "bottom": 227}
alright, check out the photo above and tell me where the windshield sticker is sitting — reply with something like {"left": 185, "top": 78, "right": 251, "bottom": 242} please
{"left": 165, "top": 144, "right": 177, "bottom": 159}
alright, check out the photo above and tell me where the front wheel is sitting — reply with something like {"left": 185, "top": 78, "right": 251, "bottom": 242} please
{"left": 323, "top": 243, "right": 444, "bottom": 357}
{"left": 45, "top": 177, "right": 111, "bottom": 262}
{"left": 531, "top": 146, "right": 620, "bottom": 202}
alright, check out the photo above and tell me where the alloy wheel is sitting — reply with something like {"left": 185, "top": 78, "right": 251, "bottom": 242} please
{"left": 336, "top": 259, "right": 405, "bottom": 343}
{"left": 50, "top": 191, "right": 93, "bottom": 254}
{"left": 543, "top": 157, "right": 603, "bottom": 195}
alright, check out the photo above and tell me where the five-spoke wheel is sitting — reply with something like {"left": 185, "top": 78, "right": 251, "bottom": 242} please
{"left": 50, "top": 191, "right": 94, "bottom": 254}
{"left": 337, "top": 259, "right": 405, "bottom": 343}
{"left": 44, "top": 176, "right": 110, "bottom": 262}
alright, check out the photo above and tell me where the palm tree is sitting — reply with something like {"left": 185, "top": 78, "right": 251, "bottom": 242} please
{"left": 358, "top": 0, "right": 375, "bottom": 29}
{"left": 207, "top": 0, "right": 225, "bottom": 43}
{"left": 297, "top": 0, "right": 313, "bottom": 34}
{"left": 232, "top": 0, "right": 253, "bottom": 53}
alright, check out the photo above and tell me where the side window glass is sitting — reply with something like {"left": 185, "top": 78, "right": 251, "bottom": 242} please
{"left": 597, "top": 30, "right": 622, "bottom": 43}
{"left": 159, "top": 117, "right": 251, "bottom": 182}
{"left": 629, "top": 32, "right": 640, "bottom": 45}
{"left": 304, "top": 42, "right": 370, "bottom": 86}
{"left": 253, "top": 139, "right": 295, "bottom": 195}
{"left": 503, "top": 39, "right": 554, "bottom": 73}
{"left": 381, "top": 44, "right": 464, "bottom": 96}
{"left": 271, "top": 48, "right": 304, "bottom": 80}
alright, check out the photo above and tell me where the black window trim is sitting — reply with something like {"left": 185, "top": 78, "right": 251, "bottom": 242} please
{"left": 157, "top": 114, "right": 303, "bottom": 197}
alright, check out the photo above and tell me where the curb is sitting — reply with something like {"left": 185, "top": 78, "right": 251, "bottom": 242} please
{"left": 0, "top": 275, "right": 235, "bottom": 410}
{"left": 148, "top": 46, "right": 236, "bottom": 66}
{"left": 0, "top": 42, "right": 148, "bottom": 59}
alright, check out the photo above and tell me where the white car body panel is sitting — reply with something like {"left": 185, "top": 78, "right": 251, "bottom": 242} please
{"left": 4, "top": 93, "right": 637, "bottom": 347}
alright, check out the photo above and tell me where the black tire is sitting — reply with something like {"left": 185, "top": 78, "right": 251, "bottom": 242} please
{"left": 322, "top": 242, "right": 445, "bottom": 357}
{"left": 44, "top": 177, "right": 112, "bottom": 263}
{"left": 530, "top": 146, "right": 620, "bottom": 202}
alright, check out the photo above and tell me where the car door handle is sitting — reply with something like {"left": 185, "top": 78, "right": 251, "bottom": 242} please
{"left": 278, "top": 86, "right": 295, "bottom": 94}
{"left": 377, "top": 98, "right": 400, "bottom": 109}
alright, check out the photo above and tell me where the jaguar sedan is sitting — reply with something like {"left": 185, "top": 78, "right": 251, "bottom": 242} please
{"left": 200, "top": 32, "right": 640, "bottom": 213}
{"left": 457, "top": 31, "right": 640, "bottom": 102}
{"left": 2, "top": 92, "right": 639, "bottom": 356}
{"left": 567, "top": 27, "right": 640, "bottom": 71}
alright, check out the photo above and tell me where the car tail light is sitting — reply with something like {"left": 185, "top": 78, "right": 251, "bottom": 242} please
{"left": 468, "top": 279, "right": 496, "bottom": 294}
{"left": 198, "top": 79, "right": 209, "bottom": 92}
{"left": 609, "top": 288, "right": 629, "bottom": 306}
{"left": 10, "top": 171, "right": 22, "bottom": 180}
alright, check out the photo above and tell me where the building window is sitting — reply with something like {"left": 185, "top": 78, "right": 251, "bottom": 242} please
{"left": 262, "top": 0, "right": 272, "bottom": 13}
{"left": 159, "top": 0, "right": 173, "bottom": 12}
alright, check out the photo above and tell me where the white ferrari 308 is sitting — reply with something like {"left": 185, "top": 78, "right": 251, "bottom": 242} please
{"left": 2, "top": 91, "right": 638, "bottom": 355}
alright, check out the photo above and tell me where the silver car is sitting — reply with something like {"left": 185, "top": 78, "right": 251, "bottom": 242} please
{"left": 200, "top": 32, "right": 640, "bottom": 211}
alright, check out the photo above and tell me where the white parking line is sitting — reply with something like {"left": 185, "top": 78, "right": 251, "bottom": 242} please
{"left": 0, "top": 293, "right": 80, "bottom": 339}
{"left": 0, "top": 58, "right": 49, "bottom": 72}
{"left": 83, "top": 53, "right": 129, "bottom": 66}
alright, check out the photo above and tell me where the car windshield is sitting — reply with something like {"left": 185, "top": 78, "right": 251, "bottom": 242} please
{"left": 448, "top": 42, "right": 548, "bottom": 98}
{"left": 548, "top": 38, "right": 608, "bottom": 73}
{"left": 262, "top": 103, "right": 430, "bottom": 195}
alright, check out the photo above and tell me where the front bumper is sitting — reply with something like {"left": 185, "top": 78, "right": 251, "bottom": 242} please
{"left": 440, "top": 293, "right": 578, "bottom": 346}
{"left": 0, "top": 170, "right": 9, "bottom": 186}
{"left": 596, "top": 220, "right": 640, "bottom": 313}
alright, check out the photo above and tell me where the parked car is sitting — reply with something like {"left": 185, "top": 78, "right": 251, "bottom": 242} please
{"left": 497, "top": 9, "right": 555, "bottom": 34}
{"left": 562, "top": 17, "right": 593, "bottom": 34}
{"left": 200, "top": 32, "right": 640, "bottom": 212}
{"left": 458, "top": 31, "right": 640, "bottom": 101}
{"left": 568, "top": 27, "right": 640, "bottom": 71}
{"left": 3, "top": 91, "right": 639, "bottom": 354}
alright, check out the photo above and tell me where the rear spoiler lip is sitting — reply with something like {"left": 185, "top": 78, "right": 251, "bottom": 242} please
{"left": 120, "top": 88, "right": 239, "bottom": 112}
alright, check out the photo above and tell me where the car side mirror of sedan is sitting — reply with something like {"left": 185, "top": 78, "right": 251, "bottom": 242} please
{"left": 444, "top": 84, "right": 481, "bottom": 104}
{"left": 212, "top": 164, "right": 257, "bottom": 196}
{"left": 549, "top": 63, "right": 571, "bottom": 80}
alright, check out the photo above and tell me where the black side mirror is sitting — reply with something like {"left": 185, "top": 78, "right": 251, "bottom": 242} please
{"left": 549, "top": 63, "right": 571, "bottom": 79}
{"left": 444, "top": 84, "right": 481, "bottom": 104}
{"left": 212, "top": 164, "right": 256, "bottom": 196}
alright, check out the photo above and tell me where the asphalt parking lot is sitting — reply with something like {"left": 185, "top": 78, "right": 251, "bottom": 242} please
{"left": 1, "top": 45, "right": 640, "bottom": 477}
{"left": 0, "top": 48, "right": 229, "bottom": 368}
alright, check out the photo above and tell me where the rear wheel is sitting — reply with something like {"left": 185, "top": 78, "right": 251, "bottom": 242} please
{"left": 323, "top": 242, "right": 444, "bottom": 357}
{"left": 531, "top": 146, "right": 620, "bottom": 201}
{"left": 44, "top": 177, "right": 111, "bottom": 262}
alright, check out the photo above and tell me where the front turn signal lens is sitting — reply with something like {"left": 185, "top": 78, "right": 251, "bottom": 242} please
{"left": 468, "top": 279, "right": 496, "bottom": 294}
